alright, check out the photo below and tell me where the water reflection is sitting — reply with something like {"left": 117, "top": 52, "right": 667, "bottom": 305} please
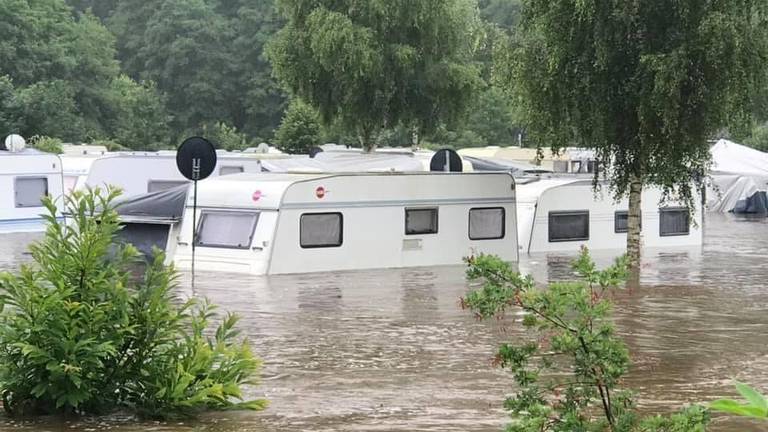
{"left": 0, "top": 214, "right": 766, "bottom": 430}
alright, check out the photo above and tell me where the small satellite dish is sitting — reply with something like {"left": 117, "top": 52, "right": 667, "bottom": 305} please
{"left": 309, "top": 146, "right": 324, "bottom": 158}
{"left": 430, "top": 148, "right": 463, "bottom": 172}
{"left": 176, "top": 137, "right": 217, "bottom": 181}
{"left": 2, "top": 134, "right": 26, "bottom": 152}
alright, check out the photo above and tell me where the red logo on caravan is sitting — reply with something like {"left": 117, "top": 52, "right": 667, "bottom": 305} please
{"left": 315, "top": 186, "right": 326, "bottom": 199}
{"left": 252, "top": 190, "right": 262, "bottom": 202}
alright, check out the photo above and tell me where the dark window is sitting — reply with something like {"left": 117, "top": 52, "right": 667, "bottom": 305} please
{"left": 196, "top": 211, "right": 259, "bottom": 249}
{"left": 469, "top": 207, "right": 505, "bottom": 240}
{"left": 405, "top": 208, "right": 438, "bottom": 235}
{"left": 659, "top": 208, "right": 690, "bottom": 236}
{"left": 14, "top": 177, "right": 48, "bottom": 208}
{"left": 220, "top": 166, "right": 244, "bottom": 176}
{"left": 614, "top": 211, "right": 642, "bottom": 233}
{"left": 549, "top": 211, "right": 590, "bottom": 242}
{"left": 148, "top": 180, "right": 188, "bottom": 193}
{"left": 300, "top": 213, "right": 343, "bottom": 248}
{"left": 117, "top": 223, "right": 170, "bottom": 258}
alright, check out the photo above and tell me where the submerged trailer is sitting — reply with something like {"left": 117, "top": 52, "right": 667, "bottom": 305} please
{"left": 0, "top": 148, "right": 64, "bottom": 233}
{"left": 84, "top": 153, "right": 267, "bottom": 198}
{"left": 516, "top": 178, "right": 703, "bottom": 254}
{"left": 169, "top": 172, "right": 518, "bottom": 275}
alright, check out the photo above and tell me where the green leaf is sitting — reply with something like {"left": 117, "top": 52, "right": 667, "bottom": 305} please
{"left": 735, "top": 382, "right": 768, "bottom": 414}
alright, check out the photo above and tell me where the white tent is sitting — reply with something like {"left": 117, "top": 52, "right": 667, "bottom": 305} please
{"left": 708, "top": 139, "right": 768, "bottom": 213}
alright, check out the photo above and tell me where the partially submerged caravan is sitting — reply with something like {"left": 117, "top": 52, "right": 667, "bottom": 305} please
{"left": 84, "top": 153, "right": 267, "bottom": 198}
{"left": 0, "top": 146, "right": 64, "bottom": 233}
{"left": 169, "top": 172, "right": 518, "bottom": 275}
{"left": 516, "top": 178, "right": 703, "bottom": 254}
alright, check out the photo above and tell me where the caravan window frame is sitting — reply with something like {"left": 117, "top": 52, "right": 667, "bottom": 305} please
{"left": 548, "top": 210, "right": 590, "bottom": 242}
{"left": 220, "top": 165, "right": 244, "bottom": 176}
{"left": 659, "top": 207, "right": 690, "bottom": 237}
{"left": 195, "top": 210, "right": 260, "bottom": 250}
{"left": 300, "top": 212, "right": 344, "bottom": 249}
{"left": 468, "top": 207, "right": 506, "bottom": 240}
{"left": 14, "top": 176, "right": 49, "bottom": 208}
{"left": 404, "top": 207, "right": 439, "bottom": 235}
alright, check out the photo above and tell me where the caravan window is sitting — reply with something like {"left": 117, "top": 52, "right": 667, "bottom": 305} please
{"left": 469, "top": 208, "right": 505, "bottom": 240}
{"left": 549, "top": 211, "right": 589, "bottom": 242}
{"left": 405, "top": 208, "right": 438, "bottom": 235}
{"left": 300, "top": 213, "right": 343, "bottom": 248}
{"left": 659, "top": 208, "right": 690, "bottom": 236}
{"left": 615, "top": 211, "right": 642, "bottom": 233}
{"left": 14, "top": 177, "right": 48, "bottom": 208}
{"left": 220, "top": 166, "right": 244, "bottom": 176}
{"left": 196, "top": 211, "right": 259, "bottom": 249}
{"left": 148, "top": 180, "right": 188, "bottom": 193}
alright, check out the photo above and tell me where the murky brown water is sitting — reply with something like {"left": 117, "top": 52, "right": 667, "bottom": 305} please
{"left": 0, "top": 213, "right": 766, "bottom": 431}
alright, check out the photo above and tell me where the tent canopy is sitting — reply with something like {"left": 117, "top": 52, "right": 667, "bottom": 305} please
{"left": 708, "top": 139, "right": 768, "bottom": 213}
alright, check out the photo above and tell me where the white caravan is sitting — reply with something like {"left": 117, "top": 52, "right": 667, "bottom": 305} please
{"left": 84, "top": 153, "right": 267, "bottom": 198}
{"left": 172, "top": 172, "right": 518, "bottom": 275}
{"left": 516, "top": 178, "right": 703, "bottom": 254}
{"left": 0, "top": 149, "right": 64, "bottom": 233}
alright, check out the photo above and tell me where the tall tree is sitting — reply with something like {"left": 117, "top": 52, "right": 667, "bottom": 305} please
{"left": 267, "top": 0, "right": 482, "bottom": 151}
{"left": 508, "top": 0, "right": 768, "bottom": 268}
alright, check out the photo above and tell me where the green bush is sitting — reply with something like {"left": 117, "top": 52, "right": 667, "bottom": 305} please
{"left": 463, "top": 248, "right": 708, "bottom": 431}
{"left": 28, "top": 135, "right": 64, "bottom": 154}
{"left": 275, "top": 99, "right": 322, "bottom": 154}
{"left": 0, "top": 188, "right": 266, "bottom": 417}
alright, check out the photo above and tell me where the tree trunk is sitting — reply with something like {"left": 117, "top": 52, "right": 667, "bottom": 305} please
{"left": 626, "top": 175, "right": 643, "bottom": 271}
{"left": 359, "top": 126, "right": 375, "bottom": 153}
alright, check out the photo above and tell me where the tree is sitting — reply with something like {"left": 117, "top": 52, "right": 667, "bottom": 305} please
{"left": 464, "top": 249, "right": 710, "bottom": 431}
{"left": 267, "top": 0, "right": 483, "bottom": 151}
{"left": 507, "top": 1, "right": 768, "bottom": 268}
{"left": 0, "top": 0, "right": 126, "bottom": 141}
{"left": 274, "top": 99, "right": 321, "bottom": 154}
{"left": 108, "top": 75, "right": 170, "bottom": 150}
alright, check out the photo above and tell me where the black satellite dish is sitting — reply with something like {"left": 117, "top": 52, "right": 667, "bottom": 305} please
{"left": 430, "top": 148, "right": 463, "bottom": 172}
{"left": 175, "top": 136, "right": 217, "bottom": 290}
{"left": 176, "top": 136, "right": 217, "bottom": 181}
{"left": 308, "top": 146, "right": 324, "bottom": 159}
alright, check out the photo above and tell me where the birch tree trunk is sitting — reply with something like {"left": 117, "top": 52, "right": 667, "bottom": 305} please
{"left": 626, "top": 175, "right": 643, "bottom": 270}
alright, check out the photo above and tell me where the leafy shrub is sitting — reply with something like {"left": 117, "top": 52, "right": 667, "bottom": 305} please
{"left": 463, "top": 248, "right": 708, "bottom": 431}
{"left": 711, "top": 382, "right": 768, "bottom": 420}
{"left": 203, "top": 122, "right": 253, "bottom": 152}
{"left": 0, "top": 189, "right": 266, "bottom": 417}
{"left": 28, "top": 135, "right": 64, "bottom": 154}
{"left": 275, "top": 99, "right": 321, "bottom": 154}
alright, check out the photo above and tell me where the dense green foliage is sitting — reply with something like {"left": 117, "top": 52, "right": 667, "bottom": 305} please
{"left": 504, "top": 0, "right": 768, "bottom": 264}
{"left": 463, "top": 249, "right": 708, "bottom": 431}
{"left": 275, "top": 99, "right": 321, "bottom": 154}
{"left": 0, "top": 189, "right": 266, "bottom": 417}
{"left": 267, "top": 0, "right": 483, "bottom": 150}
{"left": 711, "top": 382, "right": 768, "bottom": 420}
{"left": 28, "top": 136, "right": 64, "bottom": 154}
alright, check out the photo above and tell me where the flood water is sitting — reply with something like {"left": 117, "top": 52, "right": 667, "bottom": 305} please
{"left": 0, "top": 213, "right": 766, "bottom": 431}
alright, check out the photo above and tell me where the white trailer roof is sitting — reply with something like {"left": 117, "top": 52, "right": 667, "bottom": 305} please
{"left": 190, "top": 172, "right": 516, "bottom": 211}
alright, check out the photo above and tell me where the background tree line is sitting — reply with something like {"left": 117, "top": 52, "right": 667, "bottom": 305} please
{"left": 0, "top": 0, "right": 528, "bottom": 152}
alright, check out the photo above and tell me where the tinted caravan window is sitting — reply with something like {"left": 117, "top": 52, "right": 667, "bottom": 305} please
{"left": 469, "top": 208, "right": 505, "bottom": 240}
{"left": 300, "top": 213, "right": 343, "bottom": 248}
{"left": 549, "top": 211, "right": 589, "bottom": 242}
{"left": 405, "top": 208, "right": 438, "bottom": 235}
{"left": 659, "top": 208, "right": 690, "bottom": 236}
{"left": 15, "top": 177, "right": 48, "bottom": 208}
{"left": 148, "top": 180, "right": 188, "bottom": 193}
{"left": 117, "top": 223, "right": 170, "bottom": 258}
{"left": 614, "top": 211, "right": 642, "bottom": 233}
{"left": 220, "top": 166, "right": 244, "bottom": 176}
{"left": 196, "top": 211, "right": 259, "bottom": 249}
